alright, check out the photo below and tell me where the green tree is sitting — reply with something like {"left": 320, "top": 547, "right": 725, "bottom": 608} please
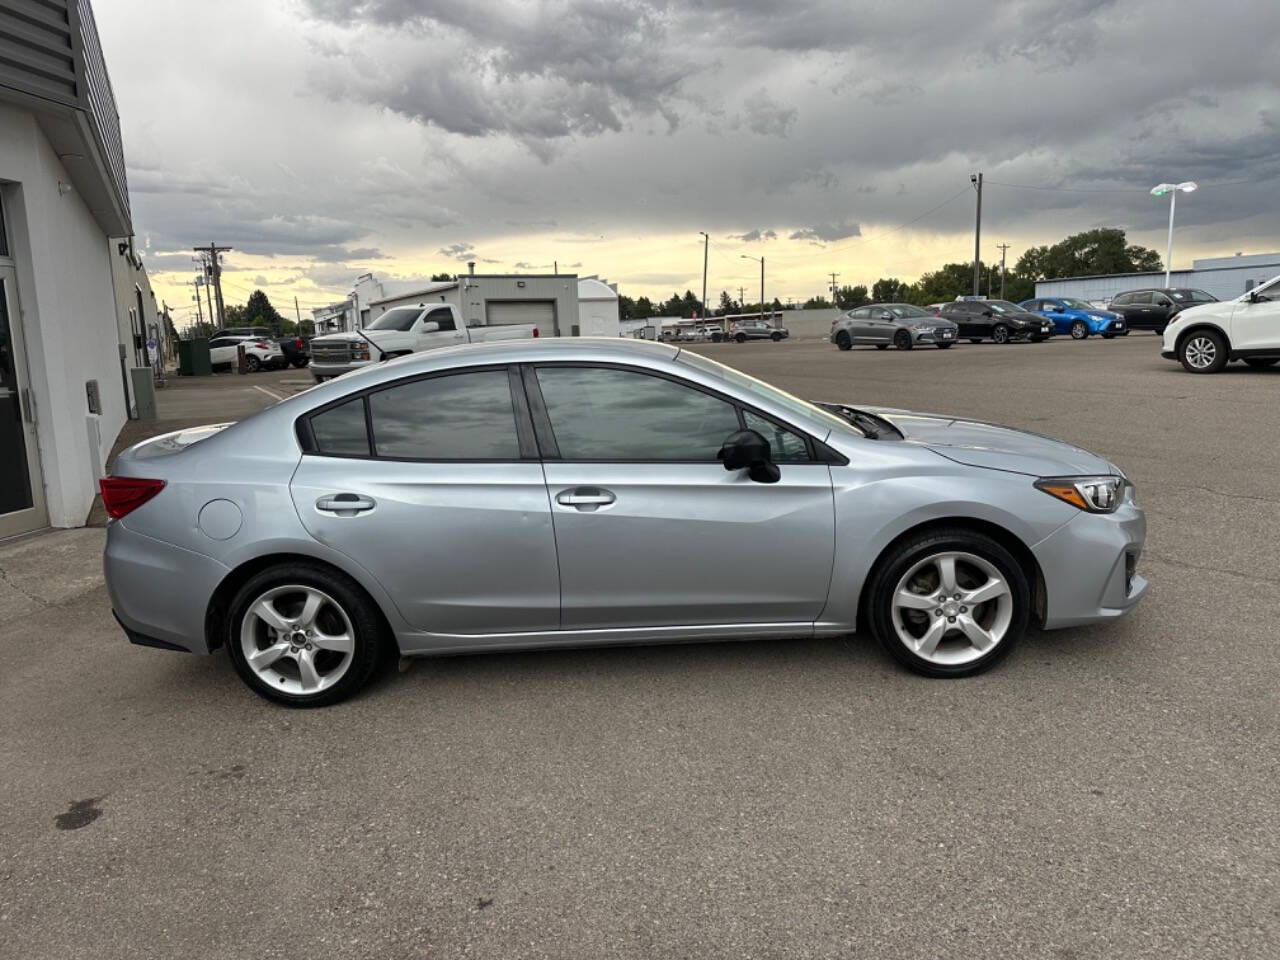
{"left": 834, "top": 284, "right": 868, "bottom": 309}
{"left": 803, "top": 295, "right": 832, "bottom": 309}
{"left": 1015, "top": 228, "right": 1161, "bottom": 281}
{"left": 430, "top": 272, "right": 453, "bottom": 282}
{"left": 222, "top": 304, "right": 247, "bottom": 327}
{"left": 243, "top": 289, "right": 286, "bottom": 333}
{"left": 633, "top": 296, "right": 654, "bottom": 318}
{"left": 871, "top": 277, "right": 911, "bottom": 302}
{"left": 717, "top": 290, "right": 735, "bottom": 315}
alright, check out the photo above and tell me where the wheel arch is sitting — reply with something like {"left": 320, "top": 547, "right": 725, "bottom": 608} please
{"left": 854, "top": 517, "right": 1047, "bottom": 633}
{"left": 204, "top": 552, "right": 398, "bottom": 654}
{"left": 1174, "top": 321, "right": 1231, "bottom": 354}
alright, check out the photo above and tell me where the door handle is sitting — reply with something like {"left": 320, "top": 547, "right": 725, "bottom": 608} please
{"left": 556, "top": 487, "right": 616, "bottom": 511}
{"left": 316, "top": 493, "right": 376, "bottom": 516}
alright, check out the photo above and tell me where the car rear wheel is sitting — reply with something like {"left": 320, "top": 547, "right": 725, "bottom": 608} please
{"left": 771, "top": 332, "right": 782, "bottom": 341}
{"left": 893, "top": 330, "right": 913, "bottom": 350}
{"left": 866, "top": 529, "right": 1029, "bottom": 678}
{"left": 835, "top": 331, "right": 852, "bottom": 351}
{"left": 226, "top": 563, "right": 385, "bottom": 707}
{"left": 992, "top": 324, "right": 1010, "bottom": 344}
{"left": 1070, "top": 320, "right": 1089, "bottom": 340}
{"left": 1178, "top": 329, "right": 1228, "bottom": 374}
{"left": 244, "top": 355, "right": 261, "bottom": 372}
{"left": 292, "top": 359, "right": 309, "bottom": 368}
{"left": 1243, "top": 357, "right": 1278, "bottom": 369}
{"left": 735, "top": 332, "right": 747, "bottom": 343}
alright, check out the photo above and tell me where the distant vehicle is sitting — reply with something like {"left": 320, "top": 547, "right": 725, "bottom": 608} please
{"left": 830, "top": 303, "right": 958, "bottom": 351}
{"left": 1019, "top": 297, "right": 1127, "bottom": 339}
{"left": 1161, "top": 273, "right": 1280, "bottom": 373}
{"left": 210, "top": 326, "right": 273, "bottom": 340}
{"left": 102, "top": 339, "right": 1146, "bottom": 706}
{"left": 1108, "top": 288, "right": 1218, "bottom": 334}
{"left": 308, "top": 304, "right": 538, "bottom": 380}
{"left": 730, "top": 320, "right": 789, "bottom": 342}
{"left": 208, "top": 335, "right": 286, "bottom": 373}
{"left": 278, "top": 336, "right": 310, "bottom": 369}
{"left": 940, "top": 300, "right": 1053, "bottom": 344}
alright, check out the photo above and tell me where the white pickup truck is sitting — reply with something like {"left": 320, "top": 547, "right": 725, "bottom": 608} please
{"left": 309, "top": 303, "right": 539, "bottom": 380}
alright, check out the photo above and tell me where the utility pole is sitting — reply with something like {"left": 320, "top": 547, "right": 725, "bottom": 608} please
{"left": 997, "top": 243, "right": 1010, "bottom": 300}
{"left": 190, "top": 279, "right": 204, "bottom": 331}
{"left": 829, "top": 272, "right": 840, "bottom": 308}
{"left": 971, "top": 173, "right": 983, "bottom": 297}
{"left": 197, "top": 274, "right": 214, "bottom": 333}
{"left": 699, "top": 232, "right": 709, "bottom": 321}
{"left": 193, "top": 243, "right": 232, "bottom": 326}
{"left": 742, "top": 255, "right": 764, "bottom": 324}
{"left": 294, "top": 295, "right": 303, "bottom": 331}
{"left": 739, "top": 286, "right": 745, "bottom": 311}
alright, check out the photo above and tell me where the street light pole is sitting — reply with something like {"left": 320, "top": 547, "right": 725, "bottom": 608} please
{"left": 971, "top": 173, "right": 983, "bottom": 297}
{"left": 741, "top": 254, "right": 765, "bottom": 325}
{"left": 1150, "top": 181, "right": 1197, "bottom": 287}
{"left": 699, "top": 232, "right": 709, "bottom": 321}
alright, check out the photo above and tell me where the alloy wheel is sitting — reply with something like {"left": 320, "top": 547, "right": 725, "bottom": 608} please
{"left": 240, "top": 585, "right": 356, "bottom": 696}
{"left": 992, "top": 325, "right": 1009, "bottom": 344}
{"left": 1184, "top": 336, "right": 1217, "bottom": 370}
{"left": 1070, "top": 320, "right": 1088, "bottom": 340}
{"left": 890, "top": 551, "right": 1014, "bottom": 667}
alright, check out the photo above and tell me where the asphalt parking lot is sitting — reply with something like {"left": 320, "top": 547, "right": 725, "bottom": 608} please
{"left": 2, "top": 335, "right": 1277, "bottom": 959}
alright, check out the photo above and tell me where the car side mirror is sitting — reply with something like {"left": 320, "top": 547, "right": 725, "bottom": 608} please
{"left": 982, "top": 310, "right": 993, "bottom": 317}
{"left": 717, "top": 429, "right": 780, "bottom": 484}
{"left": 420, "top": 321, "right": 440, "bottom": 332}
{"left": 879, "top": 311, "right": 893, "bottom": 321}
{"left": 1248, "top": 291, "right": 1260, "bottom": 303}
{"left": 1051, "top": 305, "right": 1064, "bottom": 313}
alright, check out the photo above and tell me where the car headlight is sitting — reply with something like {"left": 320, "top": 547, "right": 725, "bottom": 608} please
{"left": 353, "top": 343, "right": 370, "bottom": 360}
{"left": 1034, "top": 476, "right": 1126, "bottom": 513}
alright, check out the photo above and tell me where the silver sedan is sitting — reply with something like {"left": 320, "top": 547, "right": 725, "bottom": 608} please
{"left": 831, "top": 302, "right": 959, "bottom": 350}
{"left": 102, "top": 339, "right": 1146, "bottom": 706}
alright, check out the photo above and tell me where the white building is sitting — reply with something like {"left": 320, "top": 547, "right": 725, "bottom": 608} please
{"left": 1035, "top": 252, "right": 1280, "bottom": 304}
{"left": 576, "top": 277, "right": 621, "bottom": 336}
{"left": 0, "top": 0, "right": 135, "bottom": 538}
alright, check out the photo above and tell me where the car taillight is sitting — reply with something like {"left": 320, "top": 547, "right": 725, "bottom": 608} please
{"left": 295, "top": 338, "right": 304, "bottom": 348}
{"left": 99, "top": 476, "right": 166, "bottom": 519}
{"left": 532, "top": 327, "right": 539, "bottom": 338}
{"left": 254, "top": 340, "right": 270, "bottom": 348}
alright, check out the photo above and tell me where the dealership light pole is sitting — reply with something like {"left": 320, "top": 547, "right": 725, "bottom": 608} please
{"left": 741, "top": 254, "right": 764, "bottom": 325}
{"left": 1150, "top": 181, "right": 1197, "bottom": 287}
{"left": 699, "top": 231, "right": 709, "bottom": 321}
{"left": 971, "top": 172, "right": 983, "bottom": 297}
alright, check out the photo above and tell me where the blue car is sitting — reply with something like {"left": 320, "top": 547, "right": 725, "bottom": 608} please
{"left": 1019, "top": 297, "right": 1128, "bottom": 339}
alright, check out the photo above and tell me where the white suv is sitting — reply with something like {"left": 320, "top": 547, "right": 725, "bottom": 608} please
{"left": 1162, "top": 273, "right": 1280, "bottom": 373}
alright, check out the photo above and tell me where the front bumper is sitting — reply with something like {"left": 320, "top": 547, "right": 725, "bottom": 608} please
{"left": 1032, "top": 498, "right": 1147, "bottom": 629}
{"left": 104, "top": 521, "right": 230, "bottom": 655}
{"left": 1161, "top": 349, "right": 1176, "bottom": 360}
{"left": 914, "top": 328, "right": 957, "bottom": 344}
{"left": 310, "top": 359, "right": 372, "bottom": 379}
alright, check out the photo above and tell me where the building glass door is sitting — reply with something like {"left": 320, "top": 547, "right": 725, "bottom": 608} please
{"left": 0, "top": 264, "right": 47, "bottom": 538}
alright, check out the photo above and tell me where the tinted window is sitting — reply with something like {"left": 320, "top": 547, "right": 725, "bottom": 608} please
{"left": 366, "top": 307, "right": 422, "bottom": 331}
{"left": 426, "top": 308, "right": 456, "bottom": 332}
{"left": 850, "top": 308, "right": 871, "bottom": 319}
{"left": 312, "top": 397, "right": 370, "bottom": 456}
{"left": 369, "top": 371, "right": 519, "bottom": 459}
{"left": 743, "top": 410, "right": 808, "bottom": 462}
{"left": 536, "top": 366, "right": 740, "bottom": 461}
{"left": 1135, "top": 292, "right": 1156, "bottom": 305}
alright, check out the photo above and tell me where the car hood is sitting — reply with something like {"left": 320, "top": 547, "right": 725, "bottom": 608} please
{"left": 1085, "top": 309, "right": 1120, "bottom": 321}
{"left": 861, "top": 406, "right": 1116, "bottom": 477}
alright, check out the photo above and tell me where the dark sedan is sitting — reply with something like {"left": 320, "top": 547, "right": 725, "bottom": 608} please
{"left": 940, "top": 299, "right": 1053, "bottom": 343}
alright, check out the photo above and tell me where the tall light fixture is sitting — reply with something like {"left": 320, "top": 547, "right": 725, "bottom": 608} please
{"left": 1150, "top": 181, "right": 1197, "bottom": 287}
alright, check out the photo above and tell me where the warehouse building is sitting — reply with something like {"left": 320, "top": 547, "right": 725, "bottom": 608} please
{"left": 1035, "top": 252, "right": 1280, "bottom": 305}
{"left": 0, "top": 0, "right": 135, "bottom": 538}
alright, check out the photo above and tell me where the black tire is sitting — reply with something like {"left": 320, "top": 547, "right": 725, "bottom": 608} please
{"left": 865, "top": 527, "right": 1030, "bottom": 678}
{"left": 1070, "top": 320, "right": 1089, "bottom": 340}
{"left": 1178, "top": 328, "right": 1229, "bottom": 374}
{"left": 875, "top": 344, "right": 888, "bottom": 350}
{"left": 992, "top": 324, "right": 1010, "bottom": 344}
{"left": 735, "top": 332, "right": 747, "bottom": 343}
{"left": 225, "top": 562, "right": 385, "bottom": 707}
{"left": 935, "top": 343, "right": 952, "bottom": 349}
{"left": 244, "top": 355, "right": 261, "bottom": 372}
{"left": 835, "top": 331, "right": 852, "bottom": 351}
{"left": 1243, "top": 357, "right": 1279, "bottom": 369}
{"left": 893, "top": 329, "right": 913, "bottom": 351}
{"left": 292, "top": 358, "right": 309, "bottom": 368}
{"left": 771, "top": 332, "right": 782, "bottom": 341}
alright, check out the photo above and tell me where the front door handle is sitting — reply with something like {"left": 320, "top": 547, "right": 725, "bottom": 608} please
{"left": 316, "top": 493, "right": 376, "bottom": 516}
{"left": 555, "top": 487, "right": 616, "bottom": 512}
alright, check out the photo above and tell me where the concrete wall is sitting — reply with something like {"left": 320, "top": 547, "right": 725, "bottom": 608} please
{"left": 108, "top": 246, "right": 159, "bottom": 388}
{"left": 0, "top": 102, "right": 123, "bottom": 527}
{"left": 779, "top": 308, "right": 840, "bottom": 340}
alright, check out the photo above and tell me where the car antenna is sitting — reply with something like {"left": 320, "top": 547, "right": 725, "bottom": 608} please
{"left": 354, "top": 326, "right": 387, "bottom": 362}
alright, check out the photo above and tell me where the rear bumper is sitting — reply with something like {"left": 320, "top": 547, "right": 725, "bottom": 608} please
{"left": 104, "top": 521, "right": 230, "bottom": 655}
{"left": 1032, "top": 500, "right": 1147, "bottom": 629}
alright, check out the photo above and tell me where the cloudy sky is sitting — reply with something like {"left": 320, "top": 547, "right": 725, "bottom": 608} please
{"left": 95, "top": 0, "right": 1280, "bottom": 325}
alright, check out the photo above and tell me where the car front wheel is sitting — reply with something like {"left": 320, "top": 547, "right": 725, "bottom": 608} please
{"left": 226, "top": 563, "right": 385, "bottom": 707}
{"left": 992, "top": 324, "right": 1010, "bottom": 344}
{"left": 893, "top": 329, "right": 913, "bottom": 350}
{"left": 866, "top": 529, "right": 1029, "bottom": 678}
{"left": 1179, "top": 330, "right": 1229, "bottom": 374}
{"left": 735, "top": 332, "right": 747, "bottom": 343}
{"left": 1070, "top": 320, "right": 1089, "bottom": 340}
{"left": 771, "top": 332, "right": 782, "bottom": 341}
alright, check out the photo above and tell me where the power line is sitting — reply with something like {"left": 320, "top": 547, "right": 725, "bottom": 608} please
{"left": 825, "top": 185, "right": 974, "bottom": 252}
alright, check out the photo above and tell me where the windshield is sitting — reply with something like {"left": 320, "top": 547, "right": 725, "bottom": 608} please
{"left": 1169, "top": 288, "right": 1216, "bottom": 303}
{"left": 1060, "top": 298, "right": 1095, "bottom": 310}
{"left": 886, "top": 304, "right": 931, "bottom": 318}
{"left": 984, "top": 300, "right": 1028, "bottom": 314}
{"left": 676, "top": 351, "right": 854, "bottom": 434}
{"left": 365, "top": 307, "right": 422, "bottom": 331}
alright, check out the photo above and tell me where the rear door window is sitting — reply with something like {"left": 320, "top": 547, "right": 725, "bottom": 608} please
{"left": 311, "top": 397, "right": 371, "bottom": 456}
{"left": 369, "top": 370, "right": 520, "bottom": 460}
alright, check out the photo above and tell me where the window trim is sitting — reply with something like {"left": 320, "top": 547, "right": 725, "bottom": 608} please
{"left": 297, "top": 363, "right": 536, "bottom": 463}
{"left": 520, "top": 360, "right": 838, "bottom": 465}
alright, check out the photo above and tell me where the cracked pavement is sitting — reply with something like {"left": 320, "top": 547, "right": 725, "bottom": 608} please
{"left": 1, "top": 337, "right": 1277, "bottom": 959}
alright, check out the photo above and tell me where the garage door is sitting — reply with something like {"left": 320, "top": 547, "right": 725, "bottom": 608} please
{"left": 486, "top": 300, "right": 557, "bottom": 335}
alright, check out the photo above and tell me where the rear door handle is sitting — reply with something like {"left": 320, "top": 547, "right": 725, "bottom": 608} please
{"left": 316, "top": 493, "right": 376, "bottom": 516}
{"left": 555, "top": 487, "right": 616, "bottom": 512}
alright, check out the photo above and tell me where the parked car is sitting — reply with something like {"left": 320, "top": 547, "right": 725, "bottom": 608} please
{"left": 939, "top": 299, "right": 1053, "bottom": 343}
{"left": 1019, "top": 298, "right": 1127, "bottom": 339}
{"left": 102, "top": 338, "right": 1146, "bottom": 706}
{"left": 1108, "top": 288, "right": 1218, "bottom": 334}
{"left": 1161, "top": 273, "right": 1280, "bottom": 373}
{"left": 278, "top": 336, "right": 310, "bottom": 368}
{"left": 308, "top": 303, "right": 538, "bottom": 380}
{"left": 730, "top": 320, "right": 789, "bottom": 342}
{"left": 210, "top": 326, "right": 272, "bottom": 341}
{"left": 831, "top": 303, "right": 959, "bottom": 350}
{"left": 208, "top": 334, "right": 286, "bottom": 372}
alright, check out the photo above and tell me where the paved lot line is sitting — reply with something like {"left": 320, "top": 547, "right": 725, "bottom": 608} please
{"left": 251, "top": 384, "right": 286, "bottom": 402}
